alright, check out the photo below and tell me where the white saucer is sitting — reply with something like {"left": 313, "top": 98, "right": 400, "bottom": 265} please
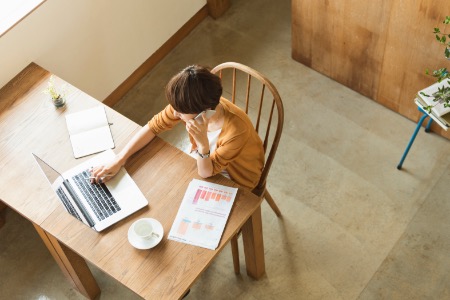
{"left": 128, "top": 218, "right": 164, "bottom": 250}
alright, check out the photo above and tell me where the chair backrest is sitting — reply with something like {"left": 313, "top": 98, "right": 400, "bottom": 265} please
{"left": 211, "top": 62, "right": 284, "bottom": 196}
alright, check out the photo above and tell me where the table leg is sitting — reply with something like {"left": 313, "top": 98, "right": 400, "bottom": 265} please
{"left": 32, "top": 223, "right": 100, "bottom": 299}
{"left": 0, "top": 201, "right": 6, "bottom": 228}
{"left": 241, "top": 206, "right": 265, "bottom": 279}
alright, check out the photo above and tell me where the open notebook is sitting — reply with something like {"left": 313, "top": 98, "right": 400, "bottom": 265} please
{"left": 66, "top": 106, "right": 115, "bottom": 158}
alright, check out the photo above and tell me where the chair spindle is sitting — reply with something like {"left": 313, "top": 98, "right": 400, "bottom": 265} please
{"left": 255, "top": 84, "right": 265, "bottom": 133}
{"left": 232, "top": 68, "right": 237, "bottom": 104}
{"left": 245, "top": 74, "right": 251, "bottom": 114}
{"left": 263, "top": 100, "right": 275, "bottom": 152}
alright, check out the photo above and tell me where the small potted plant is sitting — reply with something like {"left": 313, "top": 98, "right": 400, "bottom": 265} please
{"left": 421, "top": 16, "right": 450, "bottom": 113}
{"left": 43, "top": 75, "right": 68, "bottom": 108}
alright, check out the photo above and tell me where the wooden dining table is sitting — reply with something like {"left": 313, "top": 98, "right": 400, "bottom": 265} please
{"left": 0, "top": 63, "right": 265, "bottom": 299}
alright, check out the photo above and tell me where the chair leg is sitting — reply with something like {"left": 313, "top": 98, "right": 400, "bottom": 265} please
{"left": 264, "top": 189, "right": 282, "bottom": 217}
{"left": 231, "top": 234, "right": 240, "bottom": 274}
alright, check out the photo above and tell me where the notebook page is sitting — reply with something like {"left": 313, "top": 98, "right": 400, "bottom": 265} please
{"left": 65, "top": 106, "right": 115, "bottom": 158}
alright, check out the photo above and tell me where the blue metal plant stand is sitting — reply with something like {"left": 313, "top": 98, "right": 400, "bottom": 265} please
{"left": 397, "top": 106, "right": 433, "bottom": 170}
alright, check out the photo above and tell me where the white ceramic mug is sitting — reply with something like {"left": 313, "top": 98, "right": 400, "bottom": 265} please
{"left": 133, "top": 219, "right": 159, "bottom": 240}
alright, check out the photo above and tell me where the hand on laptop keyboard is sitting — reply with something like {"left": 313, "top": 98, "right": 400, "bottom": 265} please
{"left": 90, "top": 156, "right": 123, "bottom": 184}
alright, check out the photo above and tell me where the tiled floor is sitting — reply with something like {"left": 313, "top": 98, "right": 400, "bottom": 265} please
{"left": 2, "top": 0, "right": 450, "bottom": 299}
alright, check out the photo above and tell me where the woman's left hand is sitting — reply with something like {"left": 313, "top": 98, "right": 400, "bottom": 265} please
{"left": 186, "top": 112, "right": 209, "bottom": 150}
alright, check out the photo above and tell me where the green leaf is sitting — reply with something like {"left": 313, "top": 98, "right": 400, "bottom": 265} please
{"left": 436, "top": 34, "right": 441, "bottom": 41}
{"left": 434, "top": 27, "right": 440, "bottom": 33}
{"left": 423, "top": 105, "right": 432, "bottom": 113}
{"left": 445, "top": 47, "right": 450, "bottom": 59}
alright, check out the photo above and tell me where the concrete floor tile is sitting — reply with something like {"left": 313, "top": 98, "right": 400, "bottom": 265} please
{"left": 358, "top": 167, "right": 450, "bottom": 299}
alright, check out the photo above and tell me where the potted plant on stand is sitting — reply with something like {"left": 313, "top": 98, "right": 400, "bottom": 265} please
{"left": 43, "top": 75, "right": 68, "bottom": 108}
{"left": 421, "top": 16, "right": 450, "bottom": 112}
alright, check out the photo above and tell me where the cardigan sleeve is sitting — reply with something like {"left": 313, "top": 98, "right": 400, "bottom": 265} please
{"left": 148, "top": 104, "right": 181, "bottom": 135}
{"left": 210, "top": 116, "right": 250, "bottom": 175}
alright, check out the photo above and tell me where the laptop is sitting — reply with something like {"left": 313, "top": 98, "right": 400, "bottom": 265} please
{"left": 33, "top": 149, "right": 148, "bottom": 232}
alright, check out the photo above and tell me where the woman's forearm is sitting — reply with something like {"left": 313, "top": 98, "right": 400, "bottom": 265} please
{"left": 117, "top": 125, "right": 156, "bottom": 165}
{"left": 196, "top": 143, "right": 213, "bottom": 177}
{"left": 196, "top": 155, "right": 214, "bottom": 178}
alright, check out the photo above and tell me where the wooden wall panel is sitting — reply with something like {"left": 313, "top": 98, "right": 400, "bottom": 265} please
{"left": 292, "top": 0, "right": 392, "bottom": 99}
{"left": 331, "top": 1, "right": 392, "bottom": 99}
{"left": 292, "top": 0, "right": 450, "bottom": 139}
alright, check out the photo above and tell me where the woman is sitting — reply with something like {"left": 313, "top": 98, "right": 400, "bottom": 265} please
{"left": 91, "top": 65, "right": 264, "bottom": 190}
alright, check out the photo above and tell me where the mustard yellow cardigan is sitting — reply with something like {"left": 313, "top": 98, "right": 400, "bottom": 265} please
{"left": 148, "top": 98, "right": 264, "bottom": 189}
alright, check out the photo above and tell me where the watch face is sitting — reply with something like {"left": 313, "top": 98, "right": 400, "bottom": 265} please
{"left": 197, "top": 150, "right": 210, "bottom": 158}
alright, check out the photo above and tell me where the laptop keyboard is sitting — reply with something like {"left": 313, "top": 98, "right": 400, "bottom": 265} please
{"left": 72, "top": 170, "right": 121, "bottom": 221}
{"left": 56, "top": 187, "right": 82, "bottom": 222}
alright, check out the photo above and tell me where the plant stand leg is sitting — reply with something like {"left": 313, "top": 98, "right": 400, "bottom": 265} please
{"left": 397, "top": 112, "right": 429, "bottom": 170}
{"left": 425, "top": 117, "right": 433, "bottom": 132}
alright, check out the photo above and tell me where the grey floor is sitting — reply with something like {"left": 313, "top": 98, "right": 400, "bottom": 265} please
{"left": 2, "top": 0, "right": 450, "bottom": 299}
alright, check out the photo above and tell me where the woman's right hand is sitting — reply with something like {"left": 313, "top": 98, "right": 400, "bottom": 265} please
{"left": 90, "top": 156, "right": 123, "bottom": 184}
{"left": 88, "top": 124, "right": 156, "bottom": 184}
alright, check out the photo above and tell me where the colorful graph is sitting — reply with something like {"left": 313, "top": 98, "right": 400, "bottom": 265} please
{"left": 176, "top": 218, "right": 215, "bottom": 236}
{"left": 177, "top": 218, "right": 191, "bottom": 235}
{"left": 204, "top": 224, "right": 215, "bottom": 231}
{"left": 192, "top": 186, "right": 232, "bottom": 205}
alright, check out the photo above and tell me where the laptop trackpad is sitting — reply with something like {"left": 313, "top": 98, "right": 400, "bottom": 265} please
{"left": 106, "top": 169, "right": 147, "bottom": 206}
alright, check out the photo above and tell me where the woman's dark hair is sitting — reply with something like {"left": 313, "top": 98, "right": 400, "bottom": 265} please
{"left": 165, "top": 65, "right": 223, "bottom": 114}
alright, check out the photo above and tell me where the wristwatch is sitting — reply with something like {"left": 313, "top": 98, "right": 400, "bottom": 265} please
{"left": 197, "top": 150, "right": 210, "bottom": 158}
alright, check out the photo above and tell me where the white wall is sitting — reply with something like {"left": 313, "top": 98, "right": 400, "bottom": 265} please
{"left": 0, "top": 0, "right": 206, "bottom": 100}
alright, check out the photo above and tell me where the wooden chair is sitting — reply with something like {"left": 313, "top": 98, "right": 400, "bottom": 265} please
{"left": 211, "top": 62, "right": 284, "bottom": 274}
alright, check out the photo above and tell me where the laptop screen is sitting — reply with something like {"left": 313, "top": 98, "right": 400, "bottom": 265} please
{"left": 32, "top": 153, "right": 62, "bottom": 184}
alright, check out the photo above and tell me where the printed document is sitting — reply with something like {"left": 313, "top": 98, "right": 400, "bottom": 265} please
{"left": 168, "top": 179, "right": 238, "bottom": 250}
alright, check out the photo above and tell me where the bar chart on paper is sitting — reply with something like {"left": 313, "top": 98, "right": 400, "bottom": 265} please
{"left": 176, "top": 217, "right": 216, "bottom": 237}
{"left": 168, "top": 179, "right": 238, "bottom": 250}
{"left": 192, "top": 185, "right": 233, "bottom": 208}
